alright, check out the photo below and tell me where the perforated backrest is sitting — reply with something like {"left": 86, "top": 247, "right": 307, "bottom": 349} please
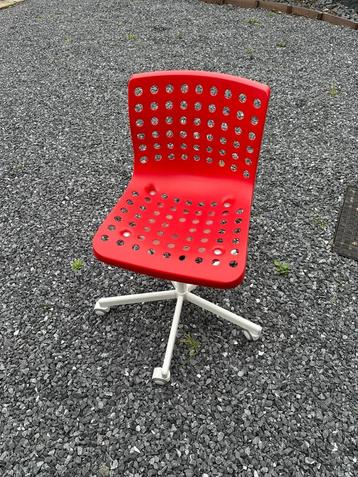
{"left": 128, "top": 71, "right": 270, "bottom": 185}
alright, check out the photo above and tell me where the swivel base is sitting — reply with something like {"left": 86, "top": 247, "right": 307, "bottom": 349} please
{"left": 94, "top": 281, "right": 262, "bottom": 384}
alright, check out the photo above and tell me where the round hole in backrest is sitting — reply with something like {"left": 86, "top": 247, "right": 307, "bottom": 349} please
{"left": 236, "top": 111, "right": 244, "bottom": 120}
{"left": 223, "top": 106, "right": 230, "bottom": 116}
{"left": 239, "top": 93, "right": 246, "bottom": 103}
{"left": 254, "top": 98, "right": 262, "bottom": 109}
{"left": 135, "top": 103, "right": 143, "bottom": 113}
{"left": 181, "top": 84, "right": 189, "bottom": 93}
{"left": 195, "top": 84, "right": 203, "bottom": 94}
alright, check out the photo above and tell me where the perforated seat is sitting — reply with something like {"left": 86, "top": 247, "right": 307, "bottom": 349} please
{"left": 92, "top": 71, "right": 270, "bottom": 384}
{"left": 93, "top": 177, "right": 251, "bottom": 288}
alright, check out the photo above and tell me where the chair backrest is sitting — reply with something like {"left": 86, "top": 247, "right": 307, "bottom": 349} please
{"left": 128, "top": 71, "right": 270, "bottom": 186}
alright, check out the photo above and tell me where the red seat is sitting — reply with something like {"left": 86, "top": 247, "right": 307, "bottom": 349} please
{"left": 93, "top": 71, "right": 270, "bottom": 289}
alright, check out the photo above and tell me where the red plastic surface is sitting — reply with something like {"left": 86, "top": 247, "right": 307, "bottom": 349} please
{"left": 93, "top": 71, "right": 270, "bottom": 288}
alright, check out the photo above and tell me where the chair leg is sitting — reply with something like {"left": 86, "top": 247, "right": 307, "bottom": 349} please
{"left": 186, "top": 292, "right": 262, "bottom": 341}
{"left": 94, "top": 290, "right": 177, "bottom": 315}
{"left": 152, "top": 294, "right": 184, "bottom": 385}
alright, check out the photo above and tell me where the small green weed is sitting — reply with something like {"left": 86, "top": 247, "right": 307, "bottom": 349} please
{"left": 313, "top": 216, "right": 328, "bottom": 229}
{"left": 245, "top": 47, "right": 255, "bottom": 60}
{"left": 273, "top": 259, "right": 291, "bottom": 276}
{"left": 127, "top": 33, "right": 137, "bottom": 41}
{"left": 180, "top": 334, "right": 200, "bottom": 359}
{"left": 244, "top": 18, "right": 261, "bottom": 26}
{"left": 98, "top": 463, "right": 110, "bottom": 477}
{"left": 71, "top": 258, "right": 84, "bottom": 272}
{"left": 329, "top": 82, "right": 339, "bottom": 97}
{"left": 276, "top": 40, "right": 286, "bottom": 48}
{"left": 13, "top": 163, "right": 24, "bottom": 172}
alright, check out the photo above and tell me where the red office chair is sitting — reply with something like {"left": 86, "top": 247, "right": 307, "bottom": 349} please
{"left": 93, "top": 71, "right": 270, "bottom": 384}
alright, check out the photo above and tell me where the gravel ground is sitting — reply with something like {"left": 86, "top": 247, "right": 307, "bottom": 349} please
{"left": 1, "top": 0, "right": 357, "bottom": 476}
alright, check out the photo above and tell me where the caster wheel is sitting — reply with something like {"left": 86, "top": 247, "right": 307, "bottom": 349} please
{"left": 152, "top": 367, "right": 170, "bottom": 385}
{"left": 94, "top": 304, "right": 110, "bottom": 316}
{"left": 243, "top": 329, "right": 261, "bottom": 341}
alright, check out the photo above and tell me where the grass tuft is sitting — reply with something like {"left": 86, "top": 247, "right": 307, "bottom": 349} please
{"left": 180, "top": 334, "right": 200, "bottom": 359}
{"left": 244, "top": 18, "right": 261, "bottom": 26}
{"left": 71, "top": 258, "right": 84, "bottom": 272}
{"left": 273, "top": 259, "right": 291, "bottom": 276}
{"left": 329, "top": 82, "right": 339, "bottom": 97}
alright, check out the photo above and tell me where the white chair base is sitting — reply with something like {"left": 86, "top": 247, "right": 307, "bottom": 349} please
{"left": 94, "top": 281, "right": 262, "bottom": 384}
